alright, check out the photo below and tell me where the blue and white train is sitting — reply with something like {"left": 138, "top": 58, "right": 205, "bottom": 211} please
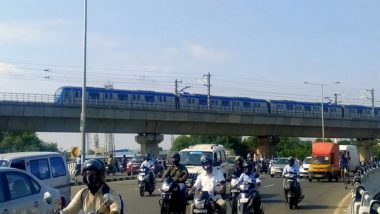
{"left": 54, "top": 86, "right": 380, "bottom": 120}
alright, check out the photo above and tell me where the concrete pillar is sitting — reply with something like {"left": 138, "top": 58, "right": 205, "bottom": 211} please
{"left": 256, "top": 136, "right": 279, "bottom": 159}
{"left": 135, "top": 133, "right": 163, "bottom": 157}
{"left": 355, "top": 138, "right": 376, "bottom": 163}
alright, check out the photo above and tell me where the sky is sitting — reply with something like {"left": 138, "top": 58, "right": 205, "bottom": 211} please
{"left": 0, "top": 1, "right": 379, "bottom": 152}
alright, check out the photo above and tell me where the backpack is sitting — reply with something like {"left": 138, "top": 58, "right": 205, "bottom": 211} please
{"left": 80, "top": 184, "right": 125, "bottom": 214}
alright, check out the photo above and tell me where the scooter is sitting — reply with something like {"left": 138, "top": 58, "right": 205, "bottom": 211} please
{"left": 229, "top": 176, "right": 239, "bottom": 214}
{"left": 192, "top": 185, "right": 223, "bottom": 214}
{"left": 236, "top": 181, "right": 262, "bottom": 214}
{"left": 159, "top": 177, "right": 186, "bottom": 214}
{"left": 283, "top": 171, "right": 303, "bottom": 209}
{"left": 138, "top": 167, "right": 155, "bottom": 196}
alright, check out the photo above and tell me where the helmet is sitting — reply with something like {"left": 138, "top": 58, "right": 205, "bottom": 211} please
{"left": 200, "top": 154, "right": 213, "bottom": 171}
{"left": 235, "top": 156, "right": 243, "bottom": 166}
{"left": 145, "top": 153, "right": 151, "bottom": 161}
{"left": 82, "top": 159, "right": 106, "bottom": 185}
{"left": 244, "top": 161, "right": 254, "bottom": 174}
{"left": 288, "top": 156, "right": 295, "bottom": 167}
{"left": 171, "top": 153, "right": 181, "bottom": 165}
{"left": 247, "top": 153, "right": 253, "bottom": 161}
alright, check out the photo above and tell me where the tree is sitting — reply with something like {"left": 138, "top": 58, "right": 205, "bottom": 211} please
{"left": 275, "top": 137, "right": 311, "bottom": 160}
{"left": 0, "top": 131, "right": 59, "bottom": 153}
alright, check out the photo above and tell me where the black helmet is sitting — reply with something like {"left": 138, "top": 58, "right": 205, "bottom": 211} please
{"left": 82, "top": 159, "right": 106, "bottom": 185}
{"left": 235, "top": 156, "right": 243, "bottom": 166}
{"left": 171, "top": 153, "right": 181, "bottom": 165}
{"left": 288, "top": 156, "right": 295, "bottom": 166}
{"left": 247, "top": 153, "right": 253, "bottom": 161}
{"left": 244, "top": 161, "right": 254, "bottom": 174}
{"left": 200, "top": 154, "right": 212, "bottom": 171}
{"left": 145, "top": 153, "right": 151, "bottom": 161}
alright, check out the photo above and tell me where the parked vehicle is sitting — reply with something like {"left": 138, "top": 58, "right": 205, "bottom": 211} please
{"left": 159, "top": 177, "right": 185, "bottom": 214}
{"left": 0, "top": 152, "right": 71, "bottom": 206}
{"left": 0, "top": 167, "right": 61, "bottom": 213}
{"left": 137, "top": 167, "right": 155, "bottom": 196}
{"left": 283, "top": 171, "right": 302, "bottom": 209}
{"left": 269, "top": 158, "right": 288, "bottom": 177}
{"left": 308, "top": 142, "right": 340, "bottom": 182}
{"left": 339, "top": 145, "right": 360, "bottom": 173}
{"left": 300, "top": 157, "right": 312, "bottom": 178}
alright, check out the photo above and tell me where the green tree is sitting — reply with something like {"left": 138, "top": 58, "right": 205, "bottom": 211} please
{"left": 0, "top": 131, "right": 59, "bottom": 153}
{"left": 275, "top": 137, "right": 311, "bottom": 160}
{"left": 373, "top": 143, "right": 380, "bottom": 160}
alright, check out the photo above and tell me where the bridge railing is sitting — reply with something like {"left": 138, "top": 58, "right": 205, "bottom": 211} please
{"left": 350, "top": 164, "right": 380, "bottom": 214}
{"left": 0, "top": 92, "right": 56, "bottom": 103}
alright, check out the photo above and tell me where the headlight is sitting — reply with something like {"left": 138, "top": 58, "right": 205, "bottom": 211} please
{"left": 239, "top": 183, "right": 249, "bottom": 191}
{"left": 161, "top": 182, "right": 171, "bottom": 192}
{"left": 231, "top": 179, "right": 238, "bottom": 187}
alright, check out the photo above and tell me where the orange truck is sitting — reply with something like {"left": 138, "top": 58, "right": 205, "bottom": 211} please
{"left": 308, "top": 142, "right": 340, "bottom": 182}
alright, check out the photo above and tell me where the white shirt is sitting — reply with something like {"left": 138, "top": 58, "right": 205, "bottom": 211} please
{"left": 76, "top": 157, "right": 81, "bottom": 165}
{"left": 282, "top": 164, "right": 300, "bottom": 177}
{"left": 193, "top": 169, "right": 225, "bottom": 193}
{"left": 140, "top": 160, "right": 155, "bottom": 169}
{"left": 237, "top": 172, "right": 261, "bottom": 186}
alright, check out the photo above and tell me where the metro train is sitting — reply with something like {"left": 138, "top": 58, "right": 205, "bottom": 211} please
{"left": 54, "top": 86, "right": 380, "bottom": 120}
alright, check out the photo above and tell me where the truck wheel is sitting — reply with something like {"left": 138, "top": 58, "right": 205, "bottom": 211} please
{"left": 328, "top": 174, "right": 332, "bottom": 182}
{"left": 308, "top": 178, "right": 312, "bottom": 182}
{"left": 271, "top": 174, "right": 274, "bottom": 178}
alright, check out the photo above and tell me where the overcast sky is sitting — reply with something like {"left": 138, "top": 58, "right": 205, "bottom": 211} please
{"left": 1, "top": 1, "right": 379, "bottom": 151}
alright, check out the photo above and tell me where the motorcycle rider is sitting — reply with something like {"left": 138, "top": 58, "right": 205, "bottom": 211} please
{"left": 140, "top": 153, "right": 156, "bottom": 188}
{"left": 237, "top": 161, "right": 263, "bottom": 214}
{"left": 62, "top": 159, "right": 122, "bottom": 214}
{"left": 233, "top": 156, "right": 245, "bottom": 178}
{"left": 282, "top": 156, "right": 303, "bottom": 199}
{"left": 189, "top": 154, "right": 227, "bottom": 214}
{"left": 161, "top": 153, "right": 189, "bottom": 211}
{"left": 339, "top": 153, "right": 350, "bottom": 179}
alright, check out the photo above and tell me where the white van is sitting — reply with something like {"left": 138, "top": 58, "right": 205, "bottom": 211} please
{"left": 179, "top": 144, "right": 228, "bottom": 182}
{"left": 0, "top": 152, "right": 71, "bottom": 206}
{"left": 339, "top": 145, "right": 360, "bottom": 172}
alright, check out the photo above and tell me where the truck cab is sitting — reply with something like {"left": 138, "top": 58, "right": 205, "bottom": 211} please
{"left": 308, "top": 142, "right": 340, "bottom": 182}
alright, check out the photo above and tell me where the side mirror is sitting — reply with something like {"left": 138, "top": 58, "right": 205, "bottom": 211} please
{"left": 103, "top": 193, "right": 114, "bottom": 206}
{"left": 43, "top": 192, "right": 53, "bottom": 204}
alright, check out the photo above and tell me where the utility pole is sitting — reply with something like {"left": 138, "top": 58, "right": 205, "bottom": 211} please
{"left": 104, "top": 81, "right": 115, "bottom": 156}
{"left": 80, "top": 0, "right": 88, "bottom": 165}
{"left": 175, "top": 79, "right": 182, "bottom": 109}
{"left": 203, "top": 73, "right": 211, "bottom": 110}
{"left": 367, "top": 88, "right": 375, "bottom": 117}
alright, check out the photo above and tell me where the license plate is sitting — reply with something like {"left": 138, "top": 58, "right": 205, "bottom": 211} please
{"left": 240, "top": 198, "right": 249, "bottom": 203}
{"left": 314, "top": 174, "right": 323, "bottom": 178}
{"left": 193, "top": 209, "right": 208, "bottom": 213}
{"left": 140, "top": 173, "right": 145, "bottom": 175}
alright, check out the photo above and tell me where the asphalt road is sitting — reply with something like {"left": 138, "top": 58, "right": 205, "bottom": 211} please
{"left": 71, "top": 174, "right": 351, "bottom": 214}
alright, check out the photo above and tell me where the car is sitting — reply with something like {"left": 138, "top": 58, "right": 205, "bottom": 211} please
{"left": 270, "top": 158, "right": 288, "bottom": 177}
{"left": 126, "top": 157, "right": 144, "bottom": 176}
{"left": 300, "top": 157, "right": 312, "bottom": 178}
{"left": 0, "top": 167, "right": 61, "bottom": 213}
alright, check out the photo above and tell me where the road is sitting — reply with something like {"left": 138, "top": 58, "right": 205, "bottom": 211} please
{"left": 71, "top": 174, "right": 351, "bottom": 213}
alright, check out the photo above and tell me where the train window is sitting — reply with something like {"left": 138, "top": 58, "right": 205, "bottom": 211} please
{"left": 145, "top": 95, "right": 155, "bottom": 103}
{"left": 305, "top": 106, "right": 311, "bottom": 111}
{"left": 199, "top": 99, "right": 207, "bottom": 105}
{"left": 118, "top": 94, "right": 128, "bottom": 101}
{"left": 243, "top": 102, "right": 251, "bottom": 108}
{"left": 105, "top": 93, "right": 113, "bottom": 99}
{"left": 137, "top": 95, "right": 141, "bottom": 100}
{"left": 286, "top": 105, "right": 293, "bottom": 110}
{"left": 88, "top": 92, "right": 99, "bottom": 100}
{"left": 221, "top": 100, "right": 229, "bottom": 107}
{"left": 75, "top": 91, "right": 81, "bottom": 98}
{"left": 159, "top": 96, "right": 167, "bottom": 102}
{"left": 133, "top": 95, "right": 136, "bottom": 100}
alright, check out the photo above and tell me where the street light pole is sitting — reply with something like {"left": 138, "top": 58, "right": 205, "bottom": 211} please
{"left": 304, "top": 81, "right": 340, "bottom": 142}
{"left": 80, "top": 0, "right": 88, "bottom": 165}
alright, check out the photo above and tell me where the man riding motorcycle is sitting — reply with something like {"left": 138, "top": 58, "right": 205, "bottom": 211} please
{"left": 282, "top": 156, "right": 303, "bottom": 199}
{"left": 237, "top": 161, "right": 263, "bottom": 214}
{"left": 339, "top": 153, "right": 350, "bottom": 179}
{"left": 140, "top": 153, "right": 156, "bottom": 188}
{"left": 62, "top": 159, "right": 122, "bottom": 214}
{"left": 161, "top": 153, "right": 189, "bottom": 211}
{"left": 189, "top": 154, "right": 227, "bottom": 214}
{"left": 233, "top": 156, "right": 245, "bottom": 178}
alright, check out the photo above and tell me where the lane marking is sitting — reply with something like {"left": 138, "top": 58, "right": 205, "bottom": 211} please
{"left": 333, "top": 192, "right": 352, "bottom": 214}
{"left": 263, "top": 184, "right": 274, "bottom": 188}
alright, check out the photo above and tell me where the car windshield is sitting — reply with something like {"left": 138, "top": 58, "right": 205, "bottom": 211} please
{"left": 226, "top": 156, "right": 235, "bottom": 164}
{"left": 180, "top": 151, "right": 212, "bottom": 166}
{"left": 303, "top": 158, "right": 312, "bottom": 164}
{"left": 275, "top": 158, "right": 288, "bottom": 164}
{"left": 312, "top": 156, "right": 330, "bottom": 164}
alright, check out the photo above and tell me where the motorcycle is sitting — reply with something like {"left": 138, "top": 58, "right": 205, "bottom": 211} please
{"left": 159, "top": 177, "right": 186, "bottom": 214}
{"left": 229, "top": 176, "right": 240, "bottom": 214}
{"left": 236, "top": 181, "right": 262, "bottom": 214}
{"left": 192, "top": 184, "right": 223, "bottom": 214}
{"left": 43, "top": 192, "right": 114, "bottom": 214}
{"left": 106, "top": 161, "right": 117, "bottom": 176}
{"left": 283, "top": 171, "right": 302, "bottom": 209}
{"left": 138, "top": 167, "right": 155, "bottom": 196}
